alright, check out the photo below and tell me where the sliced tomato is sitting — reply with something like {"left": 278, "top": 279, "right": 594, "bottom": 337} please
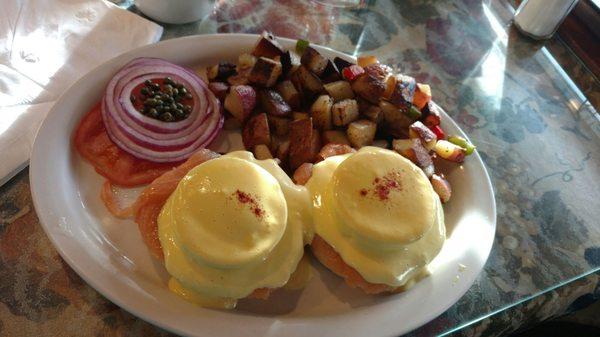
{"left": 73, "top": 104, "right": 178, "bottom": 187}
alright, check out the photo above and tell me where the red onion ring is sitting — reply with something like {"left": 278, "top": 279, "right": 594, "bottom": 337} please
{"left": 101, "top": 58, "right": 223, "bottom": 163}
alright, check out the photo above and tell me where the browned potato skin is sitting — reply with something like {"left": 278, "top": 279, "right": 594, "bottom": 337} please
{"left": 394, "top": 138, "right": 435, "bottom": 177}
{"left": 258, "top": 89, "right": 292, "bottom": 117}
{"left": 276, "top": 140, "right": 290, "bottom": 164}
{"left": 351, "top": 64, "right": 388, "bottom": 104}
{"left": 276, "top": 80, "right": 301, "bottom": 110}
{"left": 293, "top": 112, "right": 309, "bottom": 120}
{"left": 292, "top": 163, "right": 314, "bottom": 185}
{"left": 316, "top": 143, "right": 356, "bottom": 162}
{"left": 423, "top": 101, "right": 442, "bottom": 127}
{"left": 310, "top": 95, "right": 334, "bottom": 130}
{"left": 289, "top": 118, "right": 321, "bottom": 170}
{"left": 409, "top": 121, "right": 437, "bottom": 150}
{"left": 254, "top": 144, "right": 273, "bottom": 160}
{"left": 380, "top": 100, "right": 413, "bottom": 138}
{"left": 251, "top": 32, "right": 285, "bottom": 59}
{"left": 242, "top": 113, "right": 271, "bottom": 150}
{"left": 291, "top": 65, "right": 324, "bottom": 96}
{"left": 324, "top": 80, "right": 355, "bottom": 102}
{"left": 363, "top": 105, "right": 384, "bottom": 124}
{"left": 430, "top": 174, "right": 452, "bottom": 203}
{"left": 322, "top": 130, "right": 351, "bottom": 146}
{"left": 249, "top": 57, "right": 282, "bottom": 87}
{"left": 320, "top": 60, "right": 342, "bottom": 83}
{"left": 301, "top": 46, "right": 329, "bottom": 76}
{"left": 268, "top": 115, "right": 291, "bottom": 136}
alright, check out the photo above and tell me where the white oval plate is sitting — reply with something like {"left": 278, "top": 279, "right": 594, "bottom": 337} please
{"left": 30, "top": 34, "right": 496, "bottom": 337}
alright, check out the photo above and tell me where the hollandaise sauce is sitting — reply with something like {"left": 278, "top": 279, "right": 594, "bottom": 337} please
{"left": 306, "top": 147, "right": 446, "bottom": 287}
{"left": 158, "top": 152, "right": 311, "bottom": 308}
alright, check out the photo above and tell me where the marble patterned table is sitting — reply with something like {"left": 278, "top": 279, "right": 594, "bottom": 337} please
{"left": 1, "top": 0, "right": 599, "bottom": 336}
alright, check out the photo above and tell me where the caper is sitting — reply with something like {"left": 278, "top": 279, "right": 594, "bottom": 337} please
{"left": 172, "top": 88, "right": 179, "bottom": 96}
{"left": 185, "top": 93, "right": 193, "bottom": 100}
{"left": 176, "top": 83, "right": 184, "bottom": 89}
{"left": 164, "top": 77, "right": 174, "bottom": 85}
{"left": 184, "top": 105, "right": 192, "bottom": 112}
{"left": 179, "top": 88, "right": 187, "bottom": 95}
{"left": 161, "top": 112, "right": 174, "bottom": 122}
{"left": 152, "top": 83, "right": 160, "bottom": 90}
{"left": 140, "top": 87, "right": 149, "bottom": 96}
{"left": 164, "top": 84, "right": 173, "bottom": 91}
{"left": 174, "top": 108, "right": 185, "bottom": 117}
{"left": 148, "top": 108, "right": 158, "bottom": 117}
{"left": 144, "top": 79, "right": 153, "bottom": 86}
{"left": 163, "top": 105, "right": 171, "bottom": 112}
{"left": 144, "top": 98, "right": 156, "bottom": 106}
{"left": 176, "top": 103, "right": 184, "bottom": 110}
{"left": 169, "top": 103, "right": 177, "bottom": 110}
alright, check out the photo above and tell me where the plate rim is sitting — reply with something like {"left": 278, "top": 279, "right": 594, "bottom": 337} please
{"left": 30, "top": 33, "right": 497, "bottom": 337}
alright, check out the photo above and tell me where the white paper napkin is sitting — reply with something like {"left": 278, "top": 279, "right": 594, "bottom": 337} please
{"left": 0, "top": 0, "right": 163, "bottom": 185}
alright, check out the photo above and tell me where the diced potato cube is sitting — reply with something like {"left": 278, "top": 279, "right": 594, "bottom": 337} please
{"left": 347, "top": 119, "right": 377, "bottom": 148}
{"left": 332, "top": 99, "right": 359, "bottom": 126}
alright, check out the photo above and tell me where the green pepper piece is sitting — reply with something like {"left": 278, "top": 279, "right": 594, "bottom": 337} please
{"left": 405, "top": 105, "right": 422, "bottom": 120}
{"left": 448, "top": 135, "right": 476, "bottom": 155}
{"left": 296, "top": 39, "right": 310, "bottom": 54}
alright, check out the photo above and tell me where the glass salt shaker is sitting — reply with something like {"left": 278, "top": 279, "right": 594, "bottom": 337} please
{"left": 513, "top": 0, "right": 579, "bottom": 40}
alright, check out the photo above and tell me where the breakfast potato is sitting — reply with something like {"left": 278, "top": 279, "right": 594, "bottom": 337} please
{"left": 280, "top": 50, "right": 301, "bottom": 77}
{"left": 322, "top": 130, "right": 350, "bottom": 145}
{"left": 323, "top": 80, "right": 354, "bottom": 102}
{"left": 434, "top": 140, "right": 466, "bottom": 163}
{"left": 351, "top": 64, "right": 388, "bottom": 104}
{"left": 268, "top": 115, "right": 291, "bottom": 136}
{"left": 258, "top": 89, "right": 291, "bottom": 117}
{"left": 311, "top": 95, "right": 334, "bottom": 130}
{"left": 249, "top": 57, "right": 282, "bottom": 87}
{"left": 293, "top": 112, "right": 309, "bottom": 120}
{"left": 227, "top": 71, "right": 250, "bottom": 86}
{"left": 387, "top": 74, "right": 416, "bottom": 107}
{"left": 276, "top": 80, "right": 301, "bottom": 110}
{"left": 413, "top": 83, "right": 432, "bottom": 110}
{"left": 237, "top": 53, "right": 257, "bottom": 71}
{"left": 223, "top": 116, "right": 242, "bottom": 130}
{"left": 242, "top": 113, "right": 271, "bottom": 150}
{"left": 291, "top": 65, "right": 324, "bottom": 95}
{"left": 363, "top": 104, "right": 384, "bottom": 124}
{"left": 347, "top": 119, "right": 376, "bottom": 148}
{"left": 252, "top": 31, "right": 285, "bottom": 59}
{"left": 292, "top": 163, "right": 314, "bottom": 185}
{"left": 301, "top": 46, "right": 329, "bottom": 76}
{"left": 372, "top": 139, "right": 389, "bottom": 149}
{"left": 254, "top": 144, "right": 273, "bottom": 160}
{"left": 379, "top": 100, "right": 414, "bottom": 137}
{"left": 276, "top": 139, "right": 290, "bottom": 163}
{"left": 423, "top": 101, "right": 442, "bottom": 127}
{"left": 317, "top": 143, "right": 356, "bottom": 162}
{"left": 430, "top": 174, "right": 451, "bottom": 203}
{"left": 207, "top": 62, "right": 237, "bottom": 82}
{"left": 333, "top": 56, "right": 354, "bottom": 72}
{"left": 409, "top": 121, "right": 437, "bottom": 151}
{"left": 392, "top": 138, "right": 434, "bottom": 177}
{"left": 208, "top": 82, "right": 229, "bottom": 102}
{"left": 320, "top": 60, "right": 341, "bottom": 83}
{"left": 332, "top": 99, "right": 359, "bottom": 126}
{"left": 289, "top": 118, "right": 321, "bottom": 170}
{"left": 224, "top": 85, "right": 256, "bottom": 123}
